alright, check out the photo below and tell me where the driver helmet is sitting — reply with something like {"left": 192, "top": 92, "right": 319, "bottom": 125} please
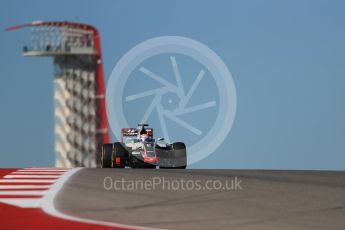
{"left": 141, "top": 134, "right": 149, "bottom": 142}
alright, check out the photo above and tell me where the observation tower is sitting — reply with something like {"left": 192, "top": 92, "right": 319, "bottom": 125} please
{"left": 7, "top": 21, "right": 110, "bottom": 167}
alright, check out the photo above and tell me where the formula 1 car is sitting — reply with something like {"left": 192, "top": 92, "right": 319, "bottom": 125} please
{"left": 100, "top": 124, "right": 187, "bottom": 169}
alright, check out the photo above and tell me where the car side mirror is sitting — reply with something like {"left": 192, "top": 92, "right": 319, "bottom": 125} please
{"left": 157, "top": 138, "right": 164, "bottom": 141}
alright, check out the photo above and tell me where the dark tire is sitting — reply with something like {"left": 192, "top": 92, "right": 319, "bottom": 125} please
{"left": 159, "top": 142, "right": 187, "bottom": 169}
{"left": 172, "top": 142, "right": 187, "bottom": 168}
{"left": 101, "top": 144, "right": 113, "bottom": 168}
{"left": 113, "top": 142, "right": 128, "bottom": 168}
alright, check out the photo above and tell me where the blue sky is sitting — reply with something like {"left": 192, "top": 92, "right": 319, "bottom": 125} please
{"left": 1, "top": 0, "right": 345, "bottom": 169}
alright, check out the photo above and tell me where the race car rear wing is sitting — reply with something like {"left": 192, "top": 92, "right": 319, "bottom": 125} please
{"left": 121, "top": 128, "right": 153, "bottom": 137}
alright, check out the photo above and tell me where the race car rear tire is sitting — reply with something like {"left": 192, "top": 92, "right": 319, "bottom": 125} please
{"left": 101, "top": 144, "right": 113, "bottom": 168}
{"left": 113, "top": 142, "right": 128, "bottom": 168}
{"left": 159, "top": 142, "right": 187, "bottom": 169}
{"left": 172, "top": 142, "right": 187, "bottom": 168}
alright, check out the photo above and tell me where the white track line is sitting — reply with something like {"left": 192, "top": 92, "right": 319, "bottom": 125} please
{"left": 18, "top": 169, "right": 67, "bottom": 172}
{"left": 0, "top": 169, "right": 65, "bottom": 209}
{"left": 0, "top": 179, "right": 57, "bottom": 183}
{"left": 41, "top": 168, "right": 163, "bottom": 230}
{"left": 4, "top": 175, "right": 60, "bottom": 179}
{"left": 23, "top": 168, "right": 68, "bottom": 170}
{"left": 0, "top": 185, "right": 51, "bottom": 189}
{"left": 0, "top": 190, "right": 47, "bottom": 196}
{"left": 16, "top": 171, "right": 67, "bottom": 173}
{"left": 0, "top": 198, "right": 41, "bottom": 208}
{"left": 16, "top": 170, "right": 67, "bottom": 174}
{"left": 11, "top": 172, "right": 64, "bottom": 175}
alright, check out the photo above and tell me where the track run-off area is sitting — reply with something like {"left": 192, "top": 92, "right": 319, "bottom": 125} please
{"left": 0, "top": 168, "right": 154, "bottom": 230}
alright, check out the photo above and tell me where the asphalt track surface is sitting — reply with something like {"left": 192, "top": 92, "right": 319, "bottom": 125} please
{"left": 56, "top": 169, "right": 345, "bottom": 230}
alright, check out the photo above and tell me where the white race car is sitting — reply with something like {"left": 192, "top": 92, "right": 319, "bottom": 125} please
{"left": 100, "top": 124, "right": 187, "bottom": 169}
